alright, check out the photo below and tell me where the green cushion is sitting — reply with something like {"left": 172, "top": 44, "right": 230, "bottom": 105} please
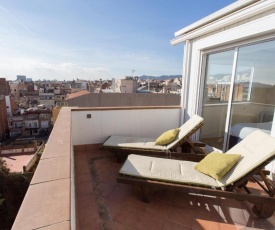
{"left": 155, "top": 128, "right": 180, "bottom": 146}
{"left": 195, "top": 152, "right": 241, "bottom": 180}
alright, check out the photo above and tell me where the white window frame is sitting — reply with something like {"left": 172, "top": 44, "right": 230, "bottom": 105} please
{"left": 198, "top": 38, "right": 275, "bottom": 151}
{"left": 184, "top": 15, "right": 275, "bottom": 144}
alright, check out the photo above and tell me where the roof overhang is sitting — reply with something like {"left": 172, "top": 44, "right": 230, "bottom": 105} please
{"left": 171, "top": 0, "right": 262, "bottom": 45}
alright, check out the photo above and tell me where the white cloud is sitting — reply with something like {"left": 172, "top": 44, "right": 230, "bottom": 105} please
{"left": 0, "top": 58, "right": 110, "bottom": 81}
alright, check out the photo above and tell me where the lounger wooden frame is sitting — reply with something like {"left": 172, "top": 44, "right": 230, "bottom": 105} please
{"left": 102, "top": 120, "right": 205, "bottom": 162}
{"left": 117, "top": 154, "right": 275, "bottom": 218}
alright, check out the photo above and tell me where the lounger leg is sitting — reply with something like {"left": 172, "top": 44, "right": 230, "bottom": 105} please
{"left": 115, "top": 152, "right": 127, "bottom": 163}
{"left": 252, "top": 203, "right": 274, "bottom": 218}
{"left": 115, "top": 153, "right": 122, "bottom": 163}
{"left": 141, "top": 187, "right": 152, "bottom": 203}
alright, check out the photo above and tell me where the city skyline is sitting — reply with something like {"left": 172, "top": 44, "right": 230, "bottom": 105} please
{"left": 1, "top": 0, "right": 235, "bottom": 81}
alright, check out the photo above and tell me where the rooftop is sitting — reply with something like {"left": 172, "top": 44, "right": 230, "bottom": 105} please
{"left": 65, "top": 90, "right": 90, "bottom": 100}
{"left": 11, "top": 107, "right": 275, "bottom": 230}
{"left": 2, "top": 153, "right": 34, "bottom": 173}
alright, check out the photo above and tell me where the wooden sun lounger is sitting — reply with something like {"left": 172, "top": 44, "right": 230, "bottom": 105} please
{"left": 116, "top": 130, "right": 275, "bottom": 218}
{"left": 101, "top": 115, "right": 205, "bottom": 162}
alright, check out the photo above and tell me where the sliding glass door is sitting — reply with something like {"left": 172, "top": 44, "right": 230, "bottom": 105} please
{"left": 200, "top": 40, "right": 275, "bottom": 151}
{"left": 200, "top": 50, "right": 235, "bottom": 150}
{"left": 228, "top": 40, "right": 275, "bottom": 149}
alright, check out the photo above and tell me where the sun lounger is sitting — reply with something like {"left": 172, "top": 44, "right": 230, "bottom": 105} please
{"left": 117, "top": 130, "right": 275, "bottom": 218}
{"left": 102, "top": 115, "right": 205, "bottom": 161}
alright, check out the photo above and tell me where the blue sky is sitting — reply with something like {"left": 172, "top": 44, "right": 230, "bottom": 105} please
{"left": 0, "top": 0, "right": 235, "bottom": 81}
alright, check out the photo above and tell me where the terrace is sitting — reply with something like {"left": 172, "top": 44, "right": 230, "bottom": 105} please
{"left": 12, "top": 106, "right": 275, "bottom": 230}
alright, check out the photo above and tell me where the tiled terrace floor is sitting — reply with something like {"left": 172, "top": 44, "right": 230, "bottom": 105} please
{"left": 74, "top": 145, "right": 275, "bottom": 230}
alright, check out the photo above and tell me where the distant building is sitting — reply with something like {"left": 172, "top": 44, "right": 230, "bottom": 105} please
{"left": 9, "top": 107, "right": 53, "bottom": 137}
{"left": 17, "top": 75, "right": 27, "bottom": 82}
{"left": 0, "top": 78, "right": 10, "bottom": 95}
{"left": 115, "top": 77, "right": 138, "bottom": 93}
{"left": 55, "top": 94, "right": 66, "bottom": 103}
{"left": 76, "top": 81, "right": 89, "bottom": 90}
{"left": 162, "top": 78, "right": 181, "bottom": 93}
{"left": 69, "top": 81, "right": 83, "bottom": 93}
{"left": 39, "top": 93, "right": 55, "bottom": 108}
{"left": 60, "top": 84, "right": 72, "bottom": 95}
{"left": 8, "top": 115, "right": 24, "bottom": 138}
{"left": 0, "top": 95, "right": 9, "bottom": 141}
{"left": 24, "top": 92, "right": 39, "bottom": 108}
{"left": 65, "top": 90, "right": 90, "bottom": 100}
{"left": 5, "top": 95, "right": 16, "bottom": 116}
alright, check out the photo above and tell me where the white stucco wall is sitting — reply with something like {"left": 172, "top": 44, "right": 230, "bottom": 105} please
{"left": 71, "top": 108, "right": 181, "bottom": 145}
{"left": 5, "top": 96, "right": 12, "bottom": 116}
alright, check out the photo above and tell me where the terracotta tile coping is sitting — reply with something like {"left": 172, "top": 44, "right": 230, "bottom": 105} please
{"left": 12, "top": 107, "right": 73, "bottom": 230}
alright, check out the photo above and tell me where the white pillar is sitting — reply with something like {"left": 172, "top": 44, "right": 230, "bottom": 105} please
{"left": 268, "top": 111, "right": 275, "bottom": 180}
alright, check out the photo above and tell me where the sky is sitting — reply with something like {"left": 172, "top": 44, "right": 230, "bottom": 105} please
{"left": 0, "top": 0, "right": 235, "bottom": 81}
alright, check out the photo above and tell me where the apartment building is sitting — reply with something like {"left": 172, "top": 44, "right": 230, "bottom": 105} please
{"left": 0, "top": 78, "right": 10, "bottom": 95}
{"left": 115, "top": 77, "right": 138, "bottom": 93}
{"left": 8, "top": 107, "right": 52, "bottom": 137}
{"left": 8, "top": 115, "right": 24, "bottom": 138}
{"left": 16, "top": 75, "right": 27, "bottom": 82}
{"left": 0, "top": 95, "right": 9, "bottom": 141}
{"left": 39, "top": 93, "right": 55, "bottom": 108}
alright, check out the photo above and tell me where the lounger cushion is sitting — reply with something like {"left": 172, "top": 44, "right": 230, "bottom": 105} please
{"left": 120, "top": 154, "right": 221, "bottom": 188}
{"left": 195, "top": 152, "right": 241, "bottom": 180}
{"left": 103, "top": 136, "right": 167, "bottom": 150}
{"left": 155, "top": 128, "right": 180, "bottom": 145}
{"left": 221, "top": 130, "right": 275, "bottom": 185}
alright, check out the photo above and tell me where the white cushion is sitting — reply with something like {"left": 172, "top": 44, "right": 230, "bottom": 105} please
{"left": 120, "top": 154, "right": 221, "bottom": 188}
{"left": 103, "top": 136, "right": 167, "bottom": 151}
{"left": 220, "top": 130, "right": 275, "bottom": 185}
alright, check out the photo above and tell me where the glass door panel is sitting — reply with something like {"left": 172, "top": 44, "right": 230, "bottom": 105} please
{"left": 200, "top": 50, "right": 235, "bottom": 149}
{"left": 228, "top": 40, "right": 275, "bottom": 149}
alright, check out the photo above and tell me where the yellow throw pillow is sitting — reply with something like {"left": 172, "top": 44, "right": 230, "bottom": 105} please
{"left": 194, "top": 152, "right": 241, "bottom": 180}
{"left": 155, "top": 128, "right": 180, "bottom": 146}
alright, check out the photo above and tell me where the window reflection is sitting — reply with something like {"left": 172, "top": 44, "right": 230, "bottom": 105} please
{"left": 205, "top": 51, "right": 234, "bottom": 103}
{"left": 201, "top": 39, "right": 275, "bottom": 151}
{"left": 201, "top": 50, "right": 235, "bottom": 149}
{"left": 229, "top": 40, "right": 275, "bottom": 149}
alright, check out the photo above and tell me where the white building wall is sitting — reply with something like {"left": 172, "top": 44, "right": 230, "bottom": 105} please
{"left": 115, "top": 80, "right": 122, "bottom": 93}
{"left": 115, "top": 79, "right": 137, "bottom": 93}
{"left": 183, "top": 6, "right": 275, "bottom": 120}
{"left": 5, "top": 96, "right": 12, "bottom": 116}
{"left": 72, "top": 108, "right": 181, "bottom": 145}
